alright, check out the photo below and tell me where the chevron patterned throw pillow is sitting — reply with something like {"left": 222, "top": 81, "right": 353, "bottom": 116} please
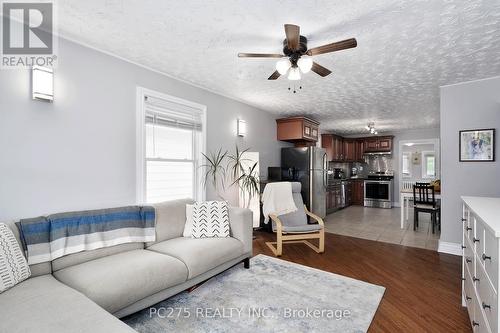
{"left": 191, "top": 201, "right": 230, "bottom": 238}
{"left": 0, "top": 223, "right": 31, "bottom": 293}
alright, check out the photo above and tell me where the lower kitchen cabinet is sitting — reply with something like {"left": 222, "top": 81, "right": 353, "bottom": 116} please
{"left": 345, "top": 181, "right": 353, "bottom": 206}
{"left": 326, "top": 184, "right": 342, "bottom": 214}
{"left": 352, "top": 180, "right": 364, "bottom": 205}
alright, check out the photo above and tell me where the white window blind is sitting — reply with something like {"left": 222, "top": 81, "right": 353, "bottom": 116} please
{"left": 143, "top": 94, "right": 204, "bottom": 203}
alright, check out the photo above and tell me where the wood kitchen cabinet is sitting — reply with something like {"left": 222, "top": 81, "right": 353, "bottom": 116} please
{"left": 363, "top": 136, "right": 394, "bottom": 153}
{"left": 323, "top": 134, "right": 393, "bottom": 161}
{"left": 345, "top": 181, "right": 353, "bottom": 206}
{"left": 352, "top": 180, "right": 364, "bottom": 205}
{"left": 355, "top": 139, "right": 365, "bottom": 162}
{"left": 321, "top": 134, "right": 344, "bottom": 161}
{"left": 343, "top": 139, "right": 356, "bottom": 162}
{"left": 276, "top": 117, "right": 319, "bottom": 144}
{"left": 326, "top": 184, "right": 343, "bottom": 213}
{"left": 378, "top": 137, "right": 393, "bottom": 151}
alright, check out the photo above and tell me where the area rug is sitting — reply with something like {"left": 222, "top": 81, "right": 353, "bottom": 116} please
{"left": 122, "top": 254, "right": 385, "bottom": 333}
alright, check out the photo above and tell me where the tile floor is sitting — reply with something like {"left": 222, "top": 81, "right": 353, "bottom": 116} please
{"left": 324, "top": 206, "right": 440, "bottom": 250}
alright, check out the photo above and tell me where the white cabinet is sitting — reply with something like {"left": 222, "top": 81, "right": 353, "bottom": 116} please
{"left": 462, "top": 196, "right": 500, "bottom": 333}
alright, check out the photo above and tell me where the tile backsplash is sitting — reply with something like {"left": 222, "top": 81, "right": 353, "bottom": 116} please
{"left": 366, "top": 155, "right": 393, "bottom": 173}
{"left": 328, "top": 155, "right": 393, "bottom": 177}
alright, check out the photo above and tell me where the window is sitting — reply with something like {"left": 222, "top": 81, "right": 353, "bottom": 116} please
{"left": 137, "top": 88, "right": 206, "bottom": 203}
{"left": 422, "top": 151, "right": 436, "bottom": 179}
{"left": 402, "top": 152, "right": 411, "bottom": 178}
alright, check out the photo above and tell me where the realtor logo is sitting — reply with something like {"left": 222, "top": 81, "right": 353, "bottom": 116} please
{"left": 1, "top": 1, "right": 57, "bottom": 68}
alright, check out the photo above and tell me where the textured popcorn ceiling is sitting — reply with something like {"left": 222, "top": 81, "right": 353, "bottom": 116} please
{"left": 58, "top": 0, "right": 500, "bottom": 134}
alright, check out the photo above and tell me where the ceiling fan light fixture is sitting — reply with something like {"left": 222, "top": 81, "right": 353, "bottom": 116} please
{"left": 297, "top": 56, "right": 313, "bottom": 73}
{"left": 287, "top": 67, "right": 301, "bottom": 80}
{"left": 276, "top": 58, "right": 291, "bottom": 75}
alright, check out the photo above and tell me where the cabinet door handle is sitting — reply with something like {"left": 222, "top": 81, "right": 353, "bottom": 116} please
{"left": 473, "top": 276, "right": 480, "bottom": 282}
{"left": 466, "top": 227, "right": 472, "bottom": 231}
{"left": 482, "top": 253, "right": 491, "bottom": 261}
{"left": 472, "top": 321, "right": 479, "bottom": 327}
{"left": 461, "top": 245, "right": 466, "bottom": 249}
{"left": 466, "top": 295, "right": 472, "bottom": 301}
{"left": 466, "top": 258, "right": 472, "bottom": 263}
{"left": 482, "top": 302, "right": 491, "bottom": 310}
{"left": 462, "top": 218, "right": 467, "bottom": 222}
{"left": 473, "top": 237, "right": 480, "bottom": 243}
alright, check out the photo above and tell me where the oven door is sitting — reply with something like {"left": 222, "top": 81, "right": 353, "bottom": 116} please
{"left": 364, "top": 181, "right": 391, "bottom": 201}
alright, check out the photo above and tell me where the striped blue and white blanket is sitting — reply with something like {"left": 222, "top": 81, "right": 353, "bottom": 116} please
{"left": 16, "top": 206, "right": 155, "bottom": 265}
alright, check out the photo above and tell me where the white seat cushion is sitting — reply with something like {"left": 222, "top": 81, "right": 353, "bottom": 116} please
{"left": 147, "top": 237, "right": 244, "bottom": 279}
{"left": 53, "top": 249, "right": 188, "bottom": 314}
{"left": 0, "top": 275, "right": 135, "bottom": 333}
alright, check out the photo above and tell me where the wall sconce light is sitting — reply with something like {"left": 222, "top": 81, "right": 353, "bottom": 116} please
{"left": 237, "top": 119, "right": 246, "bottom": 137}
{"left": 32, "top": 66, "right": 54, "bottom": 102}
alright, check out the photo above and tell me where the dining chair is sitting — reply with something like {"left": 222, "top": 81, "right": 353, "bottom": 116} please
{"left": 265, "top": 182, "right": 325, "bottom": 257}
{"left": 413, "top": 183, "right": 440, "bottom": 233}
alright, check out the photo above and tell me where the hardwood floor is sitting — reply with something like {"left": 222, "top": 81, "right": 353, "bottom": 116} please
{"left": 253, "top": 230, "right": 472, "bottom": 332}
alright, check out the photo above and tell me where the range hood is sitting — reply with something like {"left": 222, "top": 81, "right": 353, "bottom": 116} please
{"left": 363, "top": 151, "right": 392, "bottom": 156}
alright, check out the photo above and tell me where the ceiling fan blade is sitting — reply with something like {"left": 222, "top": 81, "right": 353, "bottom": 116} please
{"left": 238, "top": 53, "right": 283, "bottom": 58}
{"left": 311, "top": 62, "right": 332, "bottom": 77}
{"left": 307, "top": 38, "right": 357, "bottom": 56}
{"left": 268, "top": 70, "right": 281, "bottom": 80}
{"left": 284, "top": 24, "right": 300, "bottom": 51}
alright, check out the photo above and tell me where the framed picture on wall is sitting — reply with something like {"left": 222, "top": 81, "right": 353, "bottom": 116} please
{"left": 459, "top": 129, "right": 495, "bottom": 162}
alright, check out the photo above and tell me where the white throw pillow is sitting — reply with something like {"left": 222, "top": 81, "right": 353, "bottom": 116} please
{"left": 191, "top": 201, "right": 230, "bottom": 238}
{"left": 183, "top": 204, "right": 194, "bottom": 237}
{"left": 0, "top": 223, "right": 31, "bottom": 293}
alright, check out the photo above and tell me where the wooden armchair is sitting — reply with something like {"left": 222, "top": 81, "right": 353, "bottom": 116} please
{"left": 264, "top": 182, "right": 325, "bottom": 257}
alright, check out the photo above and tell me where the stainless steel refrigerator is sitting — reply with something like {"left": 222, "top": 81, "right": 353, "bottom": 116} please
{"left": 281, "top": 147, "right": 327, "bottom": 218}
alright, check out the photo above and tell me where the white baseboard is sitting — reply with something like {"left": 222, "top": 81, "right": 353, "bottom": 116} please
{"left": 438, "top": 241, "right": 462, "bottom": 256}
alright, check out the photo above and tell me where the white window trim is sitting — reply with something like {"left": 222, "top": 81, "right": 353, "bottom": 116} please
{"left": 136, "top": 86, "right": 207, "bottom": 204}
{"left": 421, "top": 150, "right": 436, "bottom": 179}
{"left": 401, "top": 152, "right": 412, "bottom": 178}
{"left": 398, "top": 138, "right": 440, "bottom": 195}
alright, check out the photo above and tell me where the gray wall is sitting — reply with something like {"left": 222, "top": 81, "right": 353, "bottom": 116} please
{"left": 440, "top": 76, "right": 500, "bottom": 244}
{"left": 0, "top": 37, "right": 288, "bottom": 221}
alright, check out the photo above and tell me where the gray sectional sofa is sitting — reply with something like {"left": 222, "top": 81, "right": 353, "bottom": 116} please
{"left": 0, "top": 199, "right": 253, "bottom": 333}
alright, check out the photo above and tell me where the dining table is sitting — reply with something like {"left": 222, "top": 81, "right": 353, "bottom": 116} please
{"left": 400, "top": 188, "right": 441, "bottom": 229}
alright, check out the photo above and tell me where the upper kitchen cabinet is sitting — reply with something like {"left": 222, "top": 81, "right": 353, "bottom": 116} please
{"left": 355, "top": 139, "right": 365, "bottom": 162}
{"left": 322, "top": 134, "right": 344, "bottom": 161}
{"left": 364, "top": 136, "right": 394, "bottom": 153}
{"left": 343, "top": 139, "right": 356, "bottom": 162}
{"left": 276, "top": 117, "right": 319, "bottom": 144}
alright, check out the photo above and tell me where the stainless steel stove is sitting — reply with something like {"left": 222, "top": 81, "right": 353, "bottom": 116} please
{"left": 364, "top": 172, "right": 394, "bottom": 209}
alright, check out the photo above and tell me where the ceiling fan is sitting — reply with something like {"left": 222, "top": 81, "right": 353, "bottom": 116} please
{"left": 238, "top": 24, "right": 357, "bottom": 81}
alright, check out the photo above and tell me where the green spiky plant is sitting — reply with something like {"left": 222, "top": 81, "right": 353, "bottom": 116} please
{"left": 201, "top": 148, "right": 227, "bottom": 199}
{"left": 235, "top": 161, "right": 260, "bottom": 209}
{"left": 227, "top": 145, "right": 250, "bottom": 184}
{"left": 201, "top": 145, "right": 260, "bottom": 206}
